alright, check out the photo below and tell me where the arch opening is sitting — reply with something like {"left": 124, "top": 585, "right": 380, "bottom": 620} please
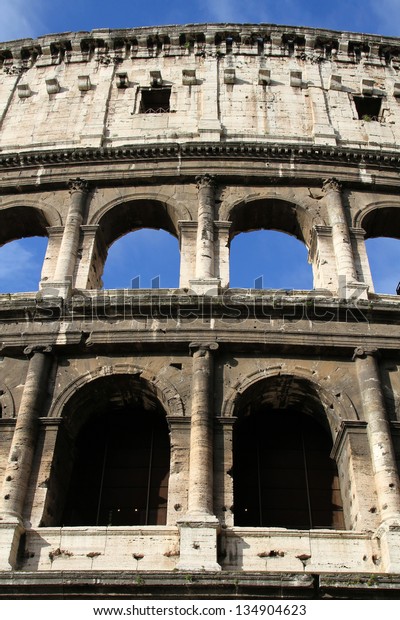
{"left": 361, "top": 206, "right": 400, "bottom": 295}
{"left": 94, "top": 199, "right": 181, "bottom": 289}
{"left": 45, "top": 374, "right": 170, "bottom": 527}
{"left": 102, "top": 229, "right": 180, "bottom": 289}
{"left": 227, "top": 198, "right": 314, "bottom": 290}
{"left": 230, "top": 230, "right": 312, "bottom": 289}
{"left": 232, "top": 376, "right": 344, "bottom": 530}
{"left": 365, "top": 237, "right": 400, "bottom": 295}
{"left": 0, "top": 206, "right": 49, "bottom": 293}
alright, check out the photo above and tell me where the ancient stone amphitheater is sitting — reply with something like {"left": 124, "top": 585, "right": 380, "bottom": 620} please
{"left": 0, "top": 22, "right": 400, "bottom": 598}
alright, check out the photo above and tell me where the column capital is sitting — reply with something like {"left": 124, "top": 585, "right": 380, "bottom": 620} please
{"left": 352, "top": 346, "right": 380, "bottom": 361}
{"left": 23, "top": 345, "right": 53, "bottom": 358}
{"left": 322, "top": 177, "right": 342, "bottom": 193}
{"left": 189, "top": 341, "right": 219, "bottom": 356}
{"left": 68, "top": 177, "right": 89, "bottom": 194}
{"left": 195, "top": 174, "right": 216, "bottom": 191}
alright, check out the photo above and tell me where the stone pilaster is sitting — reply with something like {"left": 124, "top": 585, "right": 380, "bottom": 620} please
{"left": 0, "top": 346, "right": 53, "bottom": 570}
{"left": 176, "top": 341, "right": 220, "bottom": 572}
{"left": 306, "top": 65, "right": 337, "bottom": 146}
{"left": 214, "top": 221, "right": 231, "bottom": 289}
{"left": 178, "top": 221, "right": 197, "bottom": 289}
{"left": 322, "top": 179, "right": 368, "bottom": 299}
{"left": 49, "top": 178, "right": 89, "bottom": 296}
{"left": 190, "top": 175, "right": 220, "bottom": 295}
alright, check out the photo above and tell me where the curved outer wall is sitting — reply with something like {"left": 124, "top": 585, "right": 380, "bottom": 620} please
{"left": 0, "top": 23, "right": 400, "bottom": 598}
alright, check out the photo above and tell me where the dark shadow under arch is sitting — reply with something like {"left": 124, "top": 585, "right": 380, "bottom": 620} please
{"left": 228, "top": 198, "right": 312, "bottom": 246}
{"left": 43, "top": 374, "right": 171, "bottom": 527}
{"left": 361, "top": 206, "right": 400, "bottom": 240}
{"left": 62, "top": 405, "right": 169, "bottom": 526}
{"left": 231, "top": 375, "right": 344, "bottom": 530}
{"left": 98, "top": 199, "right": 179, "bottom": 248}
{"left": 0, "top": 206, "right": 49, "bottom": 246}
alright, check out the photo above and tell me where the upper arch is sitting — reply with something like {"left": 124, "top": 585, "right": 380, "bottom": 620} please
{"left": 49, "top": 364, "right": 185, "bottom": 435}
{"left": 90, "top": 192, "right": 191, "bottom": 247}
{"left": 0, "top": 199, "right": 61, "bottom": 246}
{"left": 222, "top": 367, "right": 358, "bottom": 439}
{"left": 221, "top": 192, "right": 321, "bottom": 247}
{"left": 354, "top": 200, "right": 400, "bottom": 239}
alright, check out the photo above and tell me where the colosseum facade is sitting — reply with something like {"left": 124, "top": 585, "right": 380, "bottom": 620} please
{"left": 0, "top": 22, "right": 400, "bottom": 598}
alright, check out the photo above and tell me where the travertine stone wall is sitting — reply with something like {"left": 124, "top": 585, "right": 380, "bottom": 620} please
{"left": 1, "top": 24, "right": 400, "bottom": 152}
{"left": 1, "top": 23, "right": 400, "bottom": 588}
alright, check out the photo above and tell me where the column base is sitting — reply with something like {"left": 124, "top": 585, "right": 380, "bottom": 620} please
{"left": 375, "top": 522, "right": 400, "bottom": 572}
{"left": 338, "top": 280, "right": 369, "bottom": 300}
{"left": 176, "top": 514, "right": 221, "bottom": 572}
{"left": 0, "top": 518, "right": 24, "bottom": 570}
{"left": 189, "top": 279, "right": 221, "bottom": 296}
{"left": 40, "top": 280, "right": 72, "bottom": 298}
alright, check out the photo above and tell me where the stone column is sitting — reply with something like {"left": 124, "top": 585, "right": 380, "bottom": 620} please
{"left": 176, "top": 341, "right": 221, "bottom": 571}
{"left": 195, "top": 175, "right": 215, "bottom": 281}
{"left": 353, "top": 347, "right": 400, "bottom": 571}
{"left": 0, "top": 346, "right": 53, "bottom": 570}
{"left": 322, "top": 179, "right": 368, "bottom": 299}
{"left": 52, "top": 178, "right": 89, "bottom": 296}
{"left": 187, "top": 341, "right": 218, "bottom": 516}
{"left": 190, "top": 175, "right": 220, "bottom": 295}
{"left": 353, "top": 347, "right": 400, "bottom": 523}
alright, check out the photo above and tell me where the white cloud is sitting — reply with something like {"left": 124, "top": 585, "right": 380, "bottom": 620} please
{"left": 200, "top": 0, "right": 271, "bottom": 24}
{"left": 0, "top": 239, "right": 46, "bottom": 293}
{"left": 0, "top": 0, "right": 47, "bottom": 42}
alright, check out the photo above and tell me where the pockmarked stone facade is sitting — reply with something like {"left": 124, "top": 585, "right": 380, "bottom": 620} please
{"left": 1, "top": 22, "right": 400, "bottom": 598}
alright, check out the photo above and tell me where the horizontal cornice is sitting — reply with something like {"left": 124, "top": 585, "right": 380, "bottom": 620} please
{"left": 1, "top": 142, "right": 400, "bottom": 170}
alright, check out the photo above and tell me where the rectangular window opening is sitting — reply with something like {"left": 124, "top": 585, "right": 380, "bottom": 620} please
{"left": 353, "top": 95, "right": 382, "bottom": 121}
{"left": 140, "top": 87, "right": 171, "bottom": 114}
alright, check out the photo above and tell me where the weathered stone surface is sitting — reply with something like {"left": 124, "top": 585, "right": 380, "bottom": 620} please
{"left": 1, "top": 21, "right": 400, "bottom": 597}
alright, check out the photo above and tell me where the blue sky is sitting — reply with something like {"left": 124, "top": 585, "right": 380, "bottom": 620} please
{"left": 0, "top": 0, "right": 399, "bottom": 294}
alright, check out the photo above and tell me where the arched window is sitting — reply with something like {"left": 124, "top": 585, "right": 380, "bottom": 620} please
{"left": 0, "top": 237, "right": 47, "bottom": 293}
{"left": 230, "top": 230, "right": 312, "bottom": 289}
{"left": 62, "top": 406, "right": 170, "bottom": 526}
{"left": 102, "top": 229, "right": 180, "bottom": 289}
{"left": 232, "top": 377, "right": 344, "bottom": 530}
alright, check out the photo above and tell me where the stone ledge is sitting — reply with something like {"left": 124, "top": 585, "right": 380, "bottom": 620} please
{"left": 0, "top": 570, "right": 399, "bottom": 599}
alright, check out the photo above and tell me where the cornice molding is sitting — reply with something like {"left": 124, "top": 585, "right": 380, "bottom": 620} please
{"left": 1, "top": 143, "right": 400, "bottom": 172}
{"left": 1, "top": 23, "right": 400, "bottom": 67}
